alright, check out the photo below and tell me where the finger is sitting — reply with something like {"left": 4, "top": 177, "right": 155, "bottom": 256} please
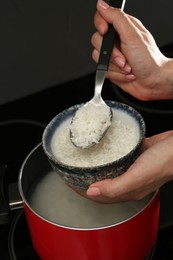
{"left": 92, "top": 40, "right": 133, "bottom": 76}
{"left": 92, "top": 51, "right": 135, "bottom": 82}
{"left": 91, "top": 32, "right": 134, "bottom": 76}
{"left": 86, "top": 177, "right": 146, "bottom": 203}
{"left": 145, "top": 130, "right": 173, "bottom": 149}
{"left": 92, "top": 48, "right": 122, "bottom": 71}
{"left": 96, "top": 0, "right": 141, "bottom": 43}
{"left": 91, "top": 32, "right": 103, "bottom": 53}
{"left": 107, "top": 68, "right": 136, "bottom": 83}
{"left": 92, "top": 32, "right": 121, "bottom": 61}
{"left": 87, "top": 142, "right": 164, "bottom": 198}
{"left": 117, "top": 62, "right": 132, "bottom": 74}
{"left": 92, "top": 48, "right": 122, "bottom": 72}
{"left": 86, "top": 160, "right": 157, "bottom": 203}
{"left": 94, "top": 10, "right": 109, "bottom": 35}
{"left": 92, "top": 32, "right": 125, "bottom": 68}
{"left": 108, "top": 61, "right": 133, "bottom": 76}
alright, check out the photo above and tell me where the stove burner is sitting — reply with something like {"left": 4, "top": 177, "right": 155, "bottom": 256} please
{"left": 0, "top": 119, "right": 45, "bottom": 184}
{"left": 8, "top": 210, "right": 39, "bottom": 260}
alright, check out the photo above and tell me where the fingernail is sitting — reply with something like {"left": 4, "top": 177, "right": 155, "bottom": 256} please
{"left": 125, "top": 74, "right": 136, "bottom": 80}
{"left": 114, "top": 57, "right": 125, "bottom": 68}
{"left": 97, "top": 0, "right": 109, "bottom": 9}
{"left": 87, "top": 187, "right": 101, "bottom": 196}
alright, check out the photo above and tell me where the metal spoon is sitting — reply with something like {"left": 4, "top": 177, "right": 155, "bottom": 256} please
{"left": 70, "top": 0, "right": 126, "bottom": 149}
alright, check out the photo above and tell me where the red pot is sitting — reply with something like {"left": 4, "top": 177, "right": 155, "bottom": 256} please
{"left": 18, "top": 144, "right": 160, "bottom": 260}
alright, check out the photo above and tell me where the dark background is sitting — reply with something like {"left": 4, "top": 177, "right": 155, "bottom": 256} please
{"left": 0, "top": 0, "right": 173, "bottom": 105}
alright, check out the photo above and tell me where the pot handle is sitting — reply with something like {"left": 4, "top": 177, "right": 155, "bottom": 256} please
{"left": 0, "top": 165, "right": 23, "bottom": 225}
{"left": 0, "top": 165, "right": 11, "bottom": 224}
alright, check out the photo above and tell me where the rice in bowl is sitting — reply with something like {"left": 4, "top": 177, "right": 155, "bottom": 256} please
{"left": 51, "top": 109, "right": 140, "bottom": 167}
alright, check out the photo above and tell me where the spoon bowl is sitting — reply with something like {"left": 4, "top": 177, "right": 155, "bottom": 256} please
{"left": 70, "top": 71, "right": 113, "bottom": 148}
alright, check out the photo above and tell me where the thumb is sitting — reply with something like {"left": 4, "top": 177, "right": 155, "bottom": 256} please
{"left": 86, "top": 170, "right": 136, "bottom": 203}
{"left": 96, "top": 0, "right": 134, "bottom": 40}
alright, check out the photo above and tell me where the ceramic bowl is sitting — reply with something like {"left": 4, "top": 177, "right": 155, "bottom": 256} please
{"left": 42, "top": 101, "right": 146, "bottom": 190}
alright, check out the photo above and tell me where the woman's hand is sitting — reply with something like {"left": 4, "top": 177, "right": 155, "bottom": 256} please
{"left": 85, "top": 130, "right": 173, "bottom": 203}
{"left": 92, "top": 0, "right": 173, "bottom": 101}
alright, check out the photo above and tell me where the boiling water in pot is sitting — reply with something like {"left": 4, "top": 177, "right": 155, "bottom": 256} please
{"left": 29, "top": 171, "right": 152, "bottom": 228}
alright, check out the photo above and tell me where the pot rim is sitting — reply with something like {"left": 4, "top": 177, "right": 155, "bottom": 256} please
{"left": 18, "top": 143, "right": 159, "bottom": 231}
{"left": 0, "top": 119, "right": 45, "bottom": 128}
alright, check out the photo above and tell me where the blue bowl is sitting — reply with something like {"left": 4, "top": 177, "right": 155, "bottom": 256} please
{"left": 42, "top": 101, "right": 146, "bottom": 190}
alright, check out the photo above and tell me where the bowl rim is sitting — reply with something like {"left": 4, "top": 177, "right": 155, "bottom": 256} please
{"left": 42, "top": 100, "right": 146, "bottom": 171}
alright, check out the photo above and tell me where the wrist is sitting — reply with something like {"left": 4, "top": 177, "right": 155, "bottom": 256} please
{"left": 165, "top": 134, "right": 173, "bottom": 181}
{"left": 158, "top": 58, "right": 173, "bottom": 99}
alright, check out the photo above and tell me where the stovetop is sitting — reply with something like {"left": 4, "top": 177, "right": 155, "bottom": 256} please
{"left": 0, "top": 72, "right": 173, "bottom": 259}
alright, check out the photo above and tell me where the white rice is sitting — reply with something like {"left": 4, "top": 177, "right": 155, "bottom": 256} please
{"left": 70, "top": 102, "right": 112, "bottom": 147}
{"left": 51, "top": 108, "right": 140, "bottom": 167}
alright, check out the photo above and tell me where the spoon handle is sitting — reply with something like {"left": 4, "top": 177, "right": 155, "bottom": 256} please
{"left": 97, "top": 0, "right": 126, "bottom": 71}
